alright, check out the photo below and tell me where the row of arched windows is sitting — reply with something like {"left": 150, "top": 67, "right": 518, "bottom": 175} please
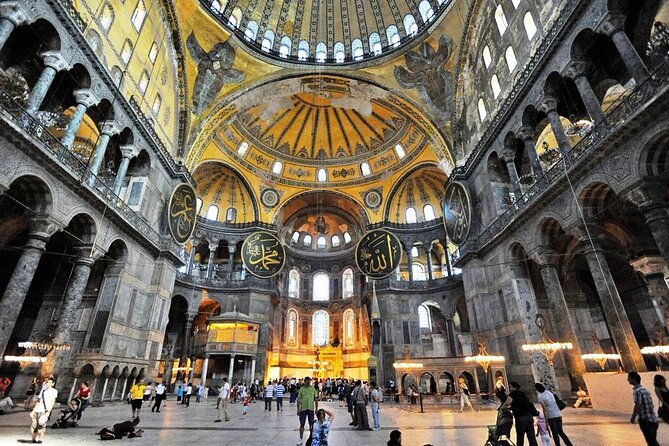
{"left": 291, "top": 231, "right": 352, "bottom": 248}
{"left": 286, "top": 308, "right": 356, "bottom": 347}
{"left": 288, "top": 268, "right": 355, "bottom": 300}
{"left": 195, "top": 199, "right": 238, "bottom": 222}
{"left": 405, "top": 204, "right": 437, "bottom": 223}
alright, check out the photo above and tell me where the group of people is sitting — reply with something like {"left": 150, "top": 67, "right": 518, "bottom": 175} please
{"left": 628, "top": 372, "right": 669, "bottom": 446}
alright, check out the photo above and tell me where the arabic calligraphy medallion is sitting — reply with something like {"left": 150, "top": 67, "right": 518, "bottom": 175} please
{"left": 167, "top": 183, "right": 197, "bottom": 244}
{"left": 241, "top": 231, "right": 286, "bottom": 278}
{"left": 442, "top": 181, "right": 471, "bottom": 246}
{"left": 355, "top": 229, "right": 403, "bottom": 279}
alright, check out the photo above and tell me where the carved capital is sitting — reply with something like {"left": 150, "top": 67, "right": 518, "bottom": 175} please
{"left": 629, "top": 255, "right": 667, "bottom": 276}
{"left": 529, "top": 246, "right": 559, "bottom": 268}
{"left": 539, "top": 96, "right": 558, "bottom": 114}
{"left": 597, "top": 13, "right": 627, "bottom": 37}
{"left": 564, "top": 60, "right": 592, "bottom": 80}
{"left": 208, "top": 243, "right": 218, "bottom": 252}
{"left": 28, "top": 215, "right": 63, "bottom": 238}
{"left": 73, "top": 88, "right": 100, "bottom": 108}
{"left": 119, "top": 144, "right": 138, "bottom": 159}
{"left": 516, "top": 126, "right": 535, "bottom": 142}
{"left": 500, "top": 148, "right": 516, "bottom": 163}
{"left": 40, "top": 51, "right": 70, "bottom": 72}
{"left": 0, "top": 1, "right": 36, "bottom": 27}
{"left": 100, "top": 121, "right": 121, "bottom": 137}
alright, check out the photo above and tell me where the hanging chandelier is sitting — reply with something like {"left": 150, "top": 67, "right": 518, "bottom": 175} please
{"left": 465, "top": 338, "right": 505, "bottom": 373}
{"left": 521, "top": 314, "right": 573, "bottom": 366}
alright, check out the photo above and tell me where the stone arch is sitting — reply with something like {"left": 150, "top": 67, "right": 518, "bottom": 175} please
{"left": 65, "top": 212, "right": 97, "bottom": 244}
{"left": 640, "top": 129, "right": 669, "bottom": 178}
{"left": 4, "top": 174, "right": 54, "bottom": 216}
{"left": 577, "top": 181, "right": 617, "bottom": 219}
{"left": 105, "top": 239, "right": 129, "bottom": 263}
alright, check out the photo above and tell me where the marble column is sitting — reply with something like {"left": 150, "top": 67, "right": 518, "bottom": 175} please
{"left": 250, "top": 358, "right": 256, "bottom": 382}
{"left": 186, "top": 244, "right": 197, "bottom": 276}
{"left": 179, "top": 318, "right": 194, "bottom": 373}
{"left": 0, "top": 222, "right": 56, "bottom": 357}
{"left": 532, "top": 248, "right": 587, "bottom": 389}
{"left": 0, "top": 3, "right": 34, "bottom": 55}
{"left": 119, "top": 377, "right": 128, "bottom": 402}
{"left": 112, "top": 145, "right": 136, "bottom": 195}
{"left": 598, "top": 14, "right": 650, "bottom": 83}
{"left": 446, "top": 319, "right": 457, "bottom": 356}
{"left": 87, "top": 121, "right": 120, "bottom": 185}
{"left": 188, "top": 357, "right": 195, "bottom": 383}
{"left": 579, "top": 238, "right": 646, "bottom": 371}
{"left": 206, "top": 243, "right": 216, "bottom": 279}
{"left": 517, "top": 126, "right": 544, "bottom": 179}
{"left": 100, "top": 375, "right": 110, "bottom": 402}
{"left": 565, "top": 61, "right": 607, "bottom": 126}
{"left": 629, "top": 256, "right": 669, "bottom": 332}
{"left": 52, "top": 252, "right": 96, "bottom": 345}
{"left": 426, "top": 244, "right": 434, "bottom": 280}
{"left": 501, "top": 148, "right": 523, "bottom": 199}
{"left": 201, "top": 355, "right": 209, "bottom": 386}
{"left": 228, "top": 248, "right": 235, "bottom": 280}
{"left": 24, "top": 51, "right": 70, "bottom": 114}
{"left": 406, "top": 247, "right": 414, "bottom": 281}
{"left": 111, "top": 376, "right": 119, "bottom": 401}
{"left": 61, "top": 89, "right": 99, "bottom": 148}
{"left": 228, "top": 354, "right": 236, "bottom": 380}
{"left": 640, "top": 202, "right": 669, "bottom": 269}
{"left": 539, "top": 97, "right": 571, "bottom": 160}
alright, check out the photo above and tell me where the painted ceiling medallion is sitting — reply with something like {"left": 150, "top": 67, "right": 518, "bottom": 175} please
{"left": 363, "top": 189, "right": 382, "bottom": 209}
{"left": 261, "top": 188, "right": 280, "bottom": 208}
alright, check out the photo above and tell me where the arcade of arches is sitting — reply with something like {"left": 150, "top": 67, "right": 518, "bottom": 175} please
{"left": 0, "top": 0, "right": 668, "bottom": 420}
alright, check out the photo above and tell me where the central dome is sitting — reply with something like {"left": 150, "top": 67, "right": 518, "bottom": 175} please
{"left": 200, "top": 0, "right": 453, "bottom": 65}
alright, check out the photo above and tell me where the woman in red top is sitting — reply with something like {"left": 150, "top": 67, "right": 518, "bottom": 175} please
{"left": 74, "top": 381, "right": 91, "bottom": 420}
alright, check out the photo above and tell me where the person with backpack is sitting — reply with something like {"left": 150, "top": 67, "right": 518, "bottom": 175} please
{"left": 535, "top": 382, "right": 573, "bottom": 446}
{"left": 458, "top": 377, "right": 474, "bottom": 412}
{"left": 501, "top": 381, "right": 539, "bottom": 446}
{"left": 370, "top": 381, "right": 382, "bottom": 431}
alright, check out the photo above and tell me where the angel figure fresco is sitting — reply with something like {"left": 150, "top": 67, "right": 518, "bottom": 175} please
{"left": 186, "top": 32, "right": 245, "bottom": 115}
{"left": 394, "top": 34, "right": 454, "bottom": 119}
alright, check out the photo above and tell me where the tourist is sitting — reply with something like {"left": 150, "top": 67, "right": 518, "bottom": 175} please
{"left": 184, "top": 382, "right": 193, "bottom": 407}
{"left": 275, "top": 380, "right": 285, "bottom": 411}
{"left": 151, "top": 381, "right": 166, "bottom": 413}
{"left": 535, "top": 383, "right": 572, "bottom": 446}
{"left": 242, "top": 393, "right": 249, "bottom": 415}
{"left": 653, "top": 375, "right": 669, "bottom": 423}
{"left": 296, "top": 376, "right": 318, "bottom": 445}
{"left": 572, "top": 387, "right": 590, "bottom": 408}
{"left": 311, "top": 408, "right": 335, "bottom": 446}
{"left": 203, "top": 385, "right": 209, "bottom": 403}
{"left": 129, "top": 379, "right": 146, "bottom": 418}
{"left": 628, "top": 372, "right": 659, "bottom": 446}
{"left": 535, "top": 413, "right": 551, "bottom": 446}
{"left": 346, "top": 381, "right": 356, "bottom": 426}
{"left": 97, "top": 417, "right": 142, "bottom": 440}
{"left": 74, "top": 380, "right": 91, "bottom": 420}
{"left": 501, "top": 381, "right": 538, "bottom": 446}
{"left": 370, "top": 381, "right": 382, "bottom": 431}
{"left": 387, "top": 429, "right": 402, "bottom": 445}
{"left": 458, "top": 377, "right": 474, "bottom": 412}
{"left": 176, "top": 384, "right": 183, "bottom": 403}
{"left": 495, "top": 375, "right": 507, "bottom": 401}
{"left": 215, "top": 377, "right": 231, "bottom": 422}
{"left": 142, "top": 382, "right": 152, "bottom": 401}
{"left": 265, "top": 380, "right": 275, "bottom": 411}
{"left": 352, "top": 379, "right": 372, "bottom": 430}
{"left": 29, "top": 376, "right": 57, "bottom": 444}
{"left": 0, "top": 376, "right": 11, "bottom": 398}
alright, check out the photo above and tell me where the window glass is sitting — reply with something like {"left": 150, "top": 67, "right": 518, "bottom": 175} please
{"left": 369, "top": 33, "right": 382, "bottom": 55}
{"left": 524, "top": 12, "right": 537, "bottom": 40}
{"left": 100, "top": 4, "right": 114, "bottom": 31}
{"left": 237, "top": 141, "right": 249, "bottom": 156}
{"left": 288, "top": 269, "right": 300, "bottom": 297}
{"left": 478, "top": 99, "right": 487, "bottom": 121}
{"left": 331, "top": 235, "right": 340, "bottom": 247}
{"left": 418, "top": 304, "right": 431, "bottom": 328}
{"left": 483, "top": 45, "right": 492, "bottom": 68}
{"left": 245, "top": 21, "right": 258, "bottom": 41}
{"left": 148, "top": 42, "right": 158, "bottom": 63}
{"left": 287, "top": 309, "right": 298, "bottom": 346}
{"left": 152, "top": 94, "right": 161, "bottom": 114}
{"left": 395, "top": 144, "right": 406, "bottom": 158}
{"left": 343, "top": 232, "right": 352, "bottom": 244}
{"left": 342, "top": 268, "right": 354, "bottom": 298}
{"left": 316, "top": 42, "right": 327, "bottom": 62}
{"left": 272, "top": 161, "right": 283, "bottom": 175}
{"left": 212, "top": 0, "right": 224, "bottom": 12}
{"left": 352, "top": 39, "right": 363, "bottom": 61}
{"left": 279, "top": 36, "right": 291, "bottom": 57}
{"left": 387, "top": 26, "right": 400, "bottom": 47}
{"left": 317, "top": 236, "right": 326, "bottom": 248}
{"left": 412, "top": 263, "right": 426, "bottom": 281}
{"left": 298, "top": 40, "right": 309, "bottom": 61}
{"left": 226, "top": 207, "right": 236, "bottom": 221}
{"left": 303, "top": 234, "right": 312, "bottom": 247}
{"left": 344, "top": 309, "right": 355, "bottom": 346}
{"left": 317, "top": 168, "right": 327, "bottom": 182}
{"left": 512, "top": 0, "right": 521, "bottom": 7}
{"left": 424, "top": 204, "right": 436, "bottom": 221}
{"left": 196, "top": 198, "right": 203, "bottom": 215}
{"left": 505, "top": 46, "right": 517, "bottom": 72}
{"left": 411, "top": 246, "right": 419, "bottom": 258}
{"left": 121, "top": 40, "right": 133, "bottom": 64}
{"left": 291, "top": 231, "right": 299, "bottom": 243}
{"left": 312, "top": 310, "right": 329, "bottom": 345}
{"left": 491, "top": 74, "right": 501, "bottom": 98}
{"left": 418, "top": 0, "right": 435, "bottom": 22}
{"left": 205, "top": 205, "right": 219, "bottom": 221}
{"left": 313, "top": 274, "right": 330, "bottom": 301}
{"left": 131, "top": 1, "right": 147, "bottom": 32}
{"left": 494, "top": 5, "right": 508, "bottom": 36}
{"left": 361, "top": 162, "right": 371, "bottom": 176}
{"left": 334, "top": 42, "right": 345, "bottom": 63}
{"left": 406, "top": 207, "right": 418, "bottom": 223}
{"left": 139, "top": 71, "right": 149, "bottom": 93}
{"left": 403, "top": 15, "right": 418, "bottom": 36}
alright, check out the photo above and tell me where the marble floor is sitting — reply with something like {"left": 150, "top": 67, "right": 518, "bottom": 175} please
{"left": 0, "top": 397, "right": 665, "bottom": 445}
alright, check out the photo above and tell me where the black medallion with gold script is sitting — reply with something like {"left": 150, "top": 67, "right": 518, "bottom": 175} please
{"left": 355, "top": 229, "right": 403, "bottom": 279}
{"left": 442, "top": 181, "right": 472, "bottom": 246}
{"left": 167, "top": 183, "right": 197, "bottom": 244}
{"left": 241, "top": 231, "right": 285, "bottom": 278}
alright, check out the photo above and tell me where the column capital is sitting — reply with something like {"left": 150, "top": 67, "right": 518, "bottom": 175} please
{"left": 529, "top": 246, "right": 559, "bottom": 268}
{"left": 40, "top": 51, "right": 70, "bottom": 72}
{"left": 564, "top": 60, "right": 592, "bottom": 80}
{"left": 629, "top": 255, "right": 667, "bottom": 276}
{"left": 209, "top": 243, "right": 218, "bottom": 251}
{"left": 0, "top": 2, "right": 36, "bottom": 27}
{"left": 73, "top": 89, "right": 100, "bottom": 108}
{"left": 119, "top": 144, "right": 137, "bottom": 159}
{"left": 500, "top": 147, "right": 516, "bottom": 163}
{"left": 539, "top": 96, "right": 558, "bottom": 114}
{"left": 516, "top": 126, "right": 535, "bottom": 142}
{"left": 28, "top": 216, "right": 63, "bottom": 238}
{"left": 100, "top": 121, "right": 121, "bottom": 137}
{"left": 624, "top": 181, "right": 667, "bottom": 208}
{"left": 72, "top": 244, "right": 104, "bottom": 263}
{"left": 597, "top": 13, "right": 627, "bottom": 37}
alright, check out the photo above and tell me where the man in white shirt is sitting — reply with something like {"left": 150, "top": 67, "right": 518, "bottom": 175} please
{"left": 31, "top": 376, "right": 57, "bottom": 443}
{"left": 152, "top": 382, "right": 166, "bottom": 413}
{"left": 215, "top": 378, "right": 231, "bottom": 422}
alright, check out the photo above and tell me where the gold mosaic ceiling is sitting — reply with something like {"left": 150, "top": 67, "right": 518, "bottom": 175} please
{"left": 192, "top": 162, "right": 258, "bottom": 222}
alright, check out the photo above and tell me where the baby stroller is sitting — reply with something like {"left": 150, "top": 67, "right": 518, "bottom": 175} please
{"left": 484, "top": 408, "right": 516, "bottom": 446}
{"left": 52, "top": 398, "right": 83, "bottom": 428}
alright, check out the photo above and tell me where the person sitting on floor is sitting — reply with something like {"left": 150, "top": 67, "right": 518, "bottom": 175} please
{"left": 97, "top": 417, "right": 143, "bottom": 440}
{"left": 573, "top": 387, "right": 591, "bottom": 408}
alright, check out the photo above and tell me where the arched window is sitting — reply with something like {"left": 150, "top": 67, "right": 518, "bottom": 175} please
{"left": 287, "top": 309, "right": 298, "bottom": 346}
{"left": 418, "top": 304, "right": 431, "bottom": 328}
{"left": 100, "top": 4, "right": 114, "bottom": 31}
{"left": 245, "top": 21, "right": 258, "bottom": 41}
{"left": 387, "top": 25, "right": 400, "bottom": 47}
{"left": 139, "top": 70, "right": 150, "bottom": 93}
{"left": 411, "top": 246, "right": 419, "bottom": 258}
{"left": 478, "top": 98, "right": 487, "bottom": 121}
{"left": 494, "top": 5, "right": 508, "bottom": 36}
{"left": 228, "top": 7, "right": 242, "bottom": 28}
{"left": 342, "top": 268, "right": 354, "bottom": 298}
{"left": 317, "top": 168, "right": 327, "bottom": 182}
{"left": 315, "top": 42, "right": 327, "bottom": 62}
{"left": 491, "top": 74, "right": 501, "bottom": 98}
{"left": 333, "top": 42, "right": 345, "bottom": 63}
{"left": 512, "top": 0, "right": 521, "bottom": 7}
{"left": 148, "top": 42, "right": 159, "bottom": 64}
{"left": 303, "top": 234, "right": 312, "bottom": 247}
{"left": 225, "top": 207, "right": 237, "bottom": 221}
{"left": 297, "top": 40, "right": 309, "bottom": 60}
{"left": 418, "top": 0, "right": 435, "bottom": 22}
{"left": 212, "top": 0, "right": 224, "bottom": 12}
{"left": 121, "top": 39, "right": 133, "bottom": 64}
{"left": 312, "top": 310, "right": 329, "bottom": 346}
{"left": 131, "top": 0, "right": 147, "bottom": 31}
{"left": 291, "top": 231, "right": 300, "bottom": 243}
{"left": 86, "top": 30, "right": 104, "bottom": 55}
{"left": 196, "top": 197, "right": 203, "bottom": 215}
{"left": 395, "top": 144, "right": 406, "bottom": 158}
{"left": 523, "top": 12, "right": 537, "bottom": 40}
{"left": 237, "top": 141, "right": 249, "bottom": 156}
{"left": 288, "top": 269, "right": 300, "bottom": 298}
{"left": 406, "top": 207, "right": 418, "bottom": 223}
{"left": 343, "top": 232, "right": 352, "bottom": 244}
{"left": 505, "top": 46, "right": 517, "bottom": 72}
{"left": 369, "top": 33, "right": 382, "bottom": 55}
{"left": 313, "top": 273, "right": 330, "bottom": 301}
{"left": 111, "top": 66, "right": 124, "bottom": 88}
{"left": 331, "top": 235, "right": 340, "bottom": 247}
{"left": 279, "top": 36, "right": 291, "bottom": 57}
{"left": 482, "top": 45, "right": 492, "bottom": 68}
{"left": 412, "top": 263, "right": 426, "bottom": 281}
{"left": 344, "top": 309, "right": 355, "bottom": 346}
{"left": 403, "top": 15, "right": 418, "bottom": 37}
{"left": 423, "top": 204, "right": 436, "bottom": 221}
{"left": 152, "top": 94, "right": 162, "bottom": 114}
{"left": 272, "top": 161, "right": 283, "bottom": 175}
{"left": 317, "top": 236, "right": 326, "bottom": 249}
{"left": 360, "top": 162, "right": 371, "bottom": 176}
{"left": 205, "top": 204, "right": 219, "bottom": 221}
{"left": 262, "top": 30, "right": 275, "bottom": 52}
{"left": 352, "top": 39, "right": 364, "bottom": 60}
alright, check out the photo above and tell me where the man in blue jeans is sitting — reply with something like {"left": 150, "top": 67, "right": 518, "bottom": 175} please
{"left": 628, "top": 372, "right": 659, "bottom": 446}
{"left": 264, "top": 380, "right": 274, "bottom": 412}
{"left": 275, "top": 380, "right": 285, "bottom": 411}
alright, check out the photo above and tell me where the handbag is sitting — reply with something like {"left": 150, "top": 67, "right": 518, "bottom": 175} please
{"left": 553, "top": 392, "right": 567, "bottom": 410}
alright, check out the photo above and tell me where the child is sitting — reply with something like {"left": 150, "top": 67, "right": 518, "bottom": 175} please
{"left": 176, "top": 385, "right": 183, "bottom": 403}
{"left": 311, "top": 408, "right": 335, "bottom": 446}
{"left": 242, "top": 395, "right": 249, "bottom": 415}
{"left": 535, "top": 412, "right": 551, "bottom": 446}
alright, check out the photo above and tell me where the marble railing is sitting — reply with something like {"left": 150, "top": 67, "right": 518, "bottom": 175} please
{"left": 175, "top": 271, "right": 275, "bottom": 290}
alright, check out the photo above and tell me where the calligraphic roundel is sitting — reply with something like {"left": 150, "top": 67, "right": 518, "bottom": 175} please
{"left": 168, "top": 183, "right": 197, "bottom": 244}
{"left": 442, "top": 181, "right": 471, "bottom": 246}
{"left": 241, "top": 231, "right": 286, "bottom": 278}
{"left": 356, "top": 229, "right": 403, "bottom": 279}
